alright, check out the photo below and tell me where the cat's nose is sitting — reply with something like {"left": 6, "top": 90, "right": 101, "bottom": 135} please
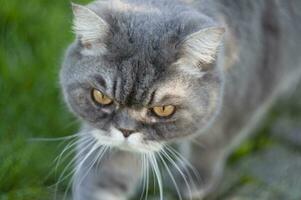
{"left": 118, "top": 128, "right": 135, "bottom": 138}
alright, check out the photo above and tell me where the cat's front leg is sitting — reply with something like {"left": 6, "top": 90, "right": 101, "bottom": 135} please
{"left": 176, "top": 139, "right": 227, "bottom": 200}
{"left": 73, "top": 148, "right": 142, "bottom": 200}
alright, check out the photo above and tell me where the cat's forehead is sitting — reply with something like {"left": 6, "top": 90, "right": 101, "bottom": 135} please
{"left": 105, "top": 55, "right": 172, "bottom": 106}
{"left": 102, "top": 34, "right": 180, "bottom": 106}
{"left": 94, "top": 0, "right": 199, "bottom": 66}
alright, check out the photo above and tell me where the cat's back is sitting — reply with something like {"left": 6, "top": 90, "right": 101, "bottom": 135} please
{"left": 192, "top": 0, "right": 301, "bottom": 150}
{"left": 220, "top": 0, "right": 301, "bottom": 118}
{"left": 200, "top": 0, "right": 301, "bottom": 106}
{"left": 220, "top": 0, "right": 301, "bottom": 66}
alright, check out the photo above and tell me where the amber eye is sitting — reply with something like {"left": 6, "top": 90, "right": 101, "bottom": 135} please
{"left": 91, "top": 89, "right": 113, "bottom": 105}
{"left": 152, "top": 105, "right": 176, "bottom": 117}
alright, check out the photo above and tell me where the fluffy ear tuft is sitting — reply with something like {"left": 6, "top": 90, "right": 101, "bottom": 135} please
{"left": 177, "top": 27, "right": 225, "bottom": 68}
{"left": 71, "top": 3, "right": 109, "bottom": 47}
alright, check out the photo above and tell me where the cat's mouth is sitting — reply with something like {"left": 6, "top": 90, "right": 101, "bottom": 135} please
{"left": 90, "top": 127, "right": 163, "bottom": 153}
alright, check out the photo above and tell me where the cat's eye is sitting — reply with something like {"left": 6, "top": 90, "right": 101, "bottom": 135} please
{"left": 152, "top": 105, "right": 176, "bottom": 117}
{"left": 91, "top": 89, "right": 113, "bottom": 105}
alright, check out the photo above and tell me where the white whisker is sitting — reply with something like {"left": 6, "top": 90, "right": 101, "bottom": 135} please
{"left": 64, "top": 140, "right": 99, "bottom": 200}
{"left": 161, "top": 148, "right": 192, "bottom": 200}
{"left": 43, "top": 137, "right": 78, "bottom": 190}
{"left": 54, "top": 138, "right": 95, "bottom": 200}
{"left": 146, "top": 154, "right": 150, "bottom": 200}
{"left": 95, "top": 146, "right": 111, "bottom": 171}
{"left": 62, "top": 141, "right": 98, "bottom": 200}
{"left": 139, "top": 154, "right": 146, "bottom": 200}
{"left": 56, "top": 139, "right": 95, "bottom": 185}
{"left": 71, "top": 145, "right": 108, "bottom": 200}
{"left": 191, "top": 139, "right": 207, "bottom": 150}
{"left": 148, "top": 153, "right": 163, "bottom": 200}
{"left": 54, "top": 136, "right": 90, "bottom": 173}
{"left": 158, "top": 152, "right": 183, "bottom": 200}
{"left": 29, "top": 134, "right": 80, "bottom": 142}
{"left": 73, "top": 141, "right": 99, "bottom": 179}
{"left": 75, "top": 145, "right": 108, "bottom": 190}
{"left": 165, "top": 145, "right": 202, "bottom": 186}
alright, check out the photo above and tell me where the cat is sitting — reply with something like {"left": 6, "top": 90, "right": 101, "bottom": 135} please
{"left": 60, "top": 0, "right": 301, "bottom": 199}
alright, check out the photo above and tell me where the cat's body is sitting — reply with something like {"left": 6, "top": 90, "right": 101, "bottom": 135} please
{"left": 60, "top": 0, "right": 301, "bottom": 199}
{"left": 181, "top": 1, "right": 301, "bottom": 197}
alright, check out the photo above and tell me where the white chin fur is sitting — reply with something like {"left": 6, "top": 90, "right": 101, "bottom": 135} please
{"left": 90, "top": 127, "right": 163, "bottom": 153}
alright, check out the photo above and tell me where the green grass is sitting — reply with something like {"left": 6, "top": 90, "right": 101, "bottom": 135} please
{"left": 0, "top": 0, "right": 90, "bottom": 199}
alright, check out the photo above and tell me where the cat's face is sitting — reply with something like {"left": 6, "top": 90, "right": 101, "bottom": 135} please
{"left": 60, "top": 2, "right": 224, "bottom": 153}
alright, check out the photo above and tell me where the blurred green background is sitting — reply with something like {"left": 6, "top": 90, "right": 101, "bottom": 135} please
{"left": 0, "top": 0, "right": 91, "bottom": 199}
{"left": 0, "top": 0, "right": 301, "bottom": 200}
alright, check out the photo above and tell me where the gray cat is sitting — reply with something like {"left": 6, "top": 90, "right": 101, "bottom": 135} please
{"left": 60, "top": 0, "right": 301, "bottom": 199}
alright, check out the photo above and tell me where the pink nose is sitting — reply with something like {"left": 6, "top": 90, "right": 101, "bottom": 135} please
{"left": 118, "top": 129, "right": 135, "bottom": 138}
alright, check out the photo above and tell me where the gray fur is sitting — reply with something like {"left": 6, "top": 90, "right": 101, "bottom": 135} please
{"left": 60, "top": 0, "right": 301, "bottom": 199}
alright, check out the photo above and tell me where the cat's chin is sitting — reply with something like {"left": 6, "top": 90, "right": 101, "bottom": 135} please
{"left": 90, "top": 127, "right": 163, "bottom": 154}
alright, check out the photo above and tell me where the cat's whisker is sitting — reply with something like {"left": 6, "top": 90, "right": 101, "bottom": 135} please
{"left": 66, "top": 141, "right": 99, "bottom": 199}
{"left": 158, "top": 151, "right": 183, "bottom": 200}
{"left": 55, "top": 140, "right": 95, "bottom": 186}
{"left": 147, "top": 153, "right": 157, "bottom": 195}
{"left": 161, "top": 147, "right": 193, "bottom": 200}
{"left": 150, "top": 154, "right": 157, "bottom": 194}
{"left": 63, "top": 143, "right": 102, "bottom": 200}
{"left": 54, "top": 137, "right": 77, "bottom": 163}
{"left": 53, "top": 131, "right": 101, "bottom": 199}
{"left": 75, "top": 145, "right": 108, "bottom": 192}
{"left": 63, "top": 176, "right": 74, "bottom": 200}
{"left": 63, "top": 118, "right": 80, "bottom": 130}
{"left": 29, "top": 134, "right": 81, "bottom": 142}
{"left": 165, "top": 145, "right": 202, "bottom": 186}
{"left": 96, "top": 146, "right": 111, "bottom": 171}
{"left": 56, "top": 138, "right": 94, "bottom": 183}
{"left": 54, "top": 136, "right": 91, "bottom": 173}
{"left": 148, "top": 153, "right": 163, "bottom": 200}
{"left": 54, "top": 138, "right": 95, "bottom": 200}
{"left": 32, "top": 132, "right": 88, "bottom": 180}
{"left": 139, "top": 154, "right": 146, "bottom": 200}
{"left": 53, "top": 134, "right": 94, "bottom": 176}
{"left": 73, "top": 141, "right": 99, "bottom": 179}
{"left": 138, "top": 155, "right": 143, "bottom": 200}
{"left": 70, "top": 145, "right": 108, "bottom": 200}
{"left": 165, "top": 147, "right": 203, "bottom": 195}
{"left": 55, "top": 132, "right": 93, "bottom": 152}
{"left": 190, "top": 139, "right": 207, "bottom": 150}
{"left": 52, "top": 138, "right": 79, "bottom": 188}
{"left": 145, "top": 154, "right": 150, "bottom": 200}
{"left": 41, "top": 137, "right": 78, "bottom": 190}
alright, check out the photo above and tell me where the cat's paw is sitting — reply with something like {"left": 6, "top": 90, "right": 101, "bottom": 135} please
{"left": 181, "top": 174, "right": 223, "bottom": 200}
{"left": 163, "top": 169, "right": 211, "bottom": 200}
{"left": 94, "top": 190, "right": 128, "bottom": 200}
{"left": 165, "top": 163, "right": 224, "bottom": 200}
{"left": 183, "top": 189, "right": 206, "bottom": 200}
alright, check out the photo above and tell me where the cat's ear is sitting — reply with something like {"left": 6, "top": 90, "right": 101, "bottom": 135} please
{"left": 71, "top": 3, "right": 109, "bottom": 54}
{"left": 176, "top": 27, "right": 225, "bottom": 71}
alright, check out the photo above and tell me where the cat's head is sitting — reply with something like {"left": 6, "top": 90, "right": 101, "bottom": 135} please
{"left": 60, "top": 0, "right": 225, "bottom": 153}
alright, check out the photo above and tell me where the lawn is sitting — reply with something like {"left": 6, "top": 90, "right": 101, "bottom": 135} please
{"left": 0, "top": 0, "right": 89, "bottom": 199}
